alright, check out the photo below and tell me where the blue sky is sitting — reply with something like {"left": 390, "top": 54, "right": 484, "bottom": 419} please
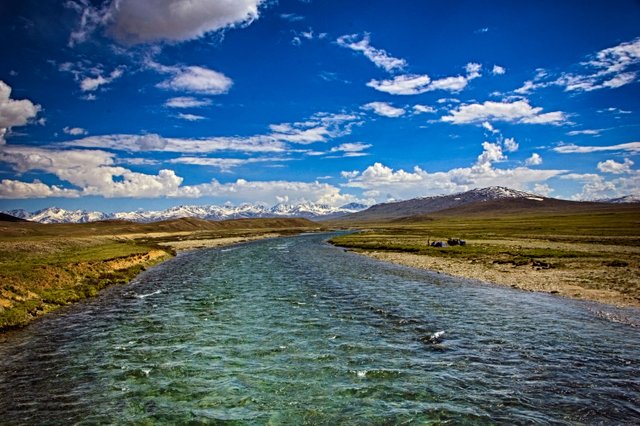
{"left": 0, "top": 0, "right": 639, "bottom": 213}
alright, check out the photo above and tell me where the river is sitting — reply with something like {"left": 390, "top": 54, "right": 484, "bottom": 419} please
{"left": 1, "top": 233, "right": 639, "bottom": 424}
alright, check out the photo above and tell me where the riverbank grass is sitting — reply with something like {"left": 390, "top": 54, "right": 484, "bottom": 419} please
{"left": 0, "top": 237, "right": 172, "bottom": 330}
{"left": 330, "top": 210, "right": 640, "bottom": 307}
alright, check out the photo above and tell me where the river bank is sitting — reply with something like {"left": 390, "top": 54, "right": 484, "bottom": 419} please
{"left": 329, "top": 208, "right": 640, "bottom": 309}
{"left": 0, "top": 217, "right": 322, "bottom": 331}
{"left": 356, "top": 249, "right": 639, "bottom": 308}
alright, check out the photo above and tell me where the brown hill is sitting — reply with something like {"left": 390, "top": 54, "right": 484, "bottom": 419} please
{"left": 0, "top": 217, "right": 322, "bottom": 238}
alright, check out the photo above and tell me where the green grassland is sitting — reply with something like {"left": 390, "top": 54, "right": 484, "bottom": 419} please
{"left": 330, "top": 209, "right": 640, "bottom": 304}
{"left": 0, "top": 217, "right": 322, "bottom": 331}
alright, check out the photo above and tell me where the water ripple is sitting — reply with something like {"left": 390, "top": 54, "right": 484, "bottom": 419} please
{"left": 1, "top": 232, "right": 639, "bottom": 424}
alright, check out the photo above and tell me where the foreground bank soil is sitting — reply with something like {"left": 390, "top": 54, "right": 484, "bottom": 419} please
{"left": 355, "top": 249, "right": 640, "bottom": 308}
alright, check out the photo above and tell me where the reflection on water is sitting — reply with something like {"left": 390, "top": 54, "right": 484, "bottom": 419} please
{"left": 1, "top": 233, "right": 639, "bottom": 424}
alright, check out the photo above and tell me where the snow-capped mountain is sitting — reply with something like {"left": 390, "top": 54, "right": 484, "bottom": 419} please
{"left": 5, "top": 207, "right": 108, "bottom": 224}
{"left": 340, "top": 186, "right": 556, "bottom": 221}
{"left": 4, "top": 202, "right": 368, "bottom": 224}
{"left": 598, "top": 194, "right": 640, "bottom": 203}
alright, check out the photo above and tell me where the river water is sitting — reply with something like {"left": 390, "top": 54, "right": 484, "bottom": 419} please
{"left": 1, "top": 233, "right": 639, "bottom": 424}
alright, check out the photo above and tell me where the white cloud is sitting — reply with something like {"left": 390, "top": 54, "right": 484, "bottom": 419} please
{"left": 428, "top": 75, "right": 469, "bottom": 92}
{"left": 165, "top": 96, "right": 213, "bottom": 108}
{"left": 597, "top": 158, "right": 634, "bottom": 174}
{"left": 482, "top": 121, "right": 497, "bottom": 133}
{"left": 518, "top": 37, "right": 640, "bottom": 93}
{"left": 465, "top": 63, "right": 482, "bottom": 79}
{"left": 492, "top": 65, "right": 506, "bottom": 75}
{"left": 599, "top": 107, "right": 631, "bottom": 114}
{"left": 291, "top": 28, "right": 327, "bottom": 46}
{"left": 107, "top": 0, "right": 265, "bottom": 45}
{"left": 63, "top": 133, "right": 286, "bottom": 153}
{"left": 328, "top": 142, "right": 371, "bottom": 157}
{"left": 525, "top": 153, "right": 543, "bottom": 166}
{"left": 0, "top": 80, "right": 42, "bottom": 145}
{"left": 367, "top": 63, "right": 481, "bottom": 95}
{"left": 63, "top": 126, "right": 88, "bottom": 136}
{"left": 561, "top": 172, "right": 640, "bottom": 201}
{"left": 269, "top": 112, "right": 361, "bottom": 145}
{"left": 167, "top": 156, "right": 289, "bottom": 171}
{"left": 177, "top": 113, "right": 206, "bottom": 121}
{"left": 80, "top": 67, "right": 124, "bottom": 92}
{"left": 413, "top": 104, "right": 436, "bottom": 114}
{"left": 367, "top": 74, "right": 431, "bottom": 95}
{"left": 0, "top": 144, "right": 358, "bottom": 205}
{"left": 553, "top": 142, "right": 640, "bottom": 154}
{"left": 533, "top": 183, "right": 553, "bottom": 197}
{"left": 503, "top": 137, "right": 519, "bottom": 153}
{"left": 0, "top": 81, "right": 41, "bottom": 144}
{"left": 280, "top": 13, "right": 304, "bottom": 22}
{"left": 336, "top": 33, "right": 407, "bottom": 72}
{"left": 362, "top": 101, "right": 405, "bottom": 118}
{"left": 566, "top": 129, "right": 602, "bottom": 136}
{"left": 63, "top": 112, "right": 360, "bottom": 154}
{"left": 0, "top": 179, "right": 81, "bottom": 199}
{"left": 442, "top": 100, "right": 566, "bottom": 125}
{"left": 343, "top": 160, "right": 564, "bottom": 202}
{"left": 342, "top": 141, "right": 565, "bottom": 201}
{"left": 341, "top": 170, "right": 360, "bottom": 179}
{"left": 157, "top": 65, "right": 233, "bottom": 95}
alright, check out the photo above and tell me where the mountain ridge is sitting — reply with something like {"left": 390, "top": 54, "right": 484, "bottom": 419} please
{"left": 4, "top": 186, "right": 638, "bottom": 224}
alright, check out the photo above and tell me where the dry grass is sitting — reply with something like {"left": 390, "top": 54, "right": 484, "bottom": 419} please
{"left": 330, "top": 210, "right": 640, "bottom": 307}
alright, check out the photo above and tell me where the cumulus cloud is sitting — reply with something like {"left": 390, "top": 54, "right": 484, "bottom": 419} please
{"left": 442, "top": 100, "right": 566, "bottom": 125}
{"left": 342, "top": 141, "right": 566, "bottom": 201}
{"left": 0, "top": 145, "right": 355, "bottom": 204}
{"left": 367, "top": 63, "right": 482, "bottom": 95}
{"left": 80, "top": 68, "right": 124, "bottom": 91}
{"left": 553, "top": 141, "right": 640, "bottom": 154}
{"left": 157, "top": 65, "right": 233, "bottom": 95}
{"left": 561, "top": 172, "right": 640, "bottom": 201}
{"left": 343, "top": 160, "right": 564, "bottom": 202}
{"left": 503, "top": 137, "right": 519, "bottom": 153}
{"left": 492, "top": 65, "right": 506, "bottom": 75}
{"left": 104, "top": 0, "right": 265, "bottom": 45}
{"left": 63, "top": 126, "right": 88, "bottom": 136}
{"left": 597, "top": 158, "right": 634, "bottom": 174}
{"left": 165, "top": 96, "right": 213, "bottom": 108}
{"left": 336, "top": 33, "right": 407, "bottom": 72}
{"left": 525, "top": 153, "right": 543, "bottom": 166}
{"left": 0, "top": 81, "right": 41, "bottom": 144}
{"left": 0, "top": 146, "right": 181, "bottom": 198}
{"left": 362, "top": 102, "right": 405, "bottom": 118}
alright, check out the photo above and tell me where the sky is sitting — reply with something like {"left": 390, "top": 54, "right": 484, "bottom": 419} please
{"left": 0, "top": 0, "right": 639, "bottom": 213}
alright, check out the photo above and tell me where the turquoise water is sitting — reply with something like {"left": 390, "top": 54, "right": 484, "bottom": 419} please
{"left": 1, "top": 233, "right": 639, "bottom": 424}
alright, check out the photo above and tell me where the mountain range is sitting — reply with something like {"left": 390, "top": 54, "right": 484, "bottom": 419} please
{"left": 3, "top": 187, "right": 638, "bottom": 224}
{"left": 3, "top": 202, "right": 369, "bottom": 224}
{"left": 333, "top": 187, "right": 640, "bottom": 222}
